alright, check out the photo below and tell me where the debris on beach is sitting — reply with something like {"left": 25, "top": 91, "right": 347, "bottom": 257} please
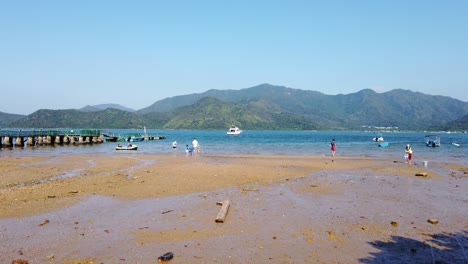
{"left": 242, "top": 187, "right": 259, "bottom": 191}
{"left": 39, "top": 219, "right": 50, "bottom": 226}
{"left": 158, "top": 252, "right": 174, "bottom": 261}
{"left": 390, "top": 221, "right": 399, "bottom": 227}
{"left": 161, "top": 209, "right": 174, "bottom": 214}
{"left": 415, "top": 172, "right": 428, "bottom": 177}
{"left": 427, "top": 218, "right": 439, "bottom": 225}
{"left": 215, "top": 199, "right": 230, "bottom": 223}
{"left": 12, "top": 259, "right": 29, "bottom": 264}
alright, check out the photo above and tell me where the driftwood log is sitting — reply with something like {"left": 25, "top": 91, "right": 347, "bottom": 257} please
{"left": 12, "top": 260, "right": 29, "bottom": 264}
{"left": 215, "top": 199, "right": 230, "bottom": 223}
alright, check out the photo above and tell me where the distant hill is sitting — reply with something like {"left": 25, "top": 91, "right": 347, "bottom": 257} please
{"left": 10, "top": 108, "right": 146, "bottom": 129}
{"left": 162, "top": 97, "right": 326, "bottom": 130}
{"left": 0, "top": 111, "right": 25, "bottom": 127}
{"left": 4, "top": 84, "right": 468, "bottom": 130}
{"left": 79, "top": 104, "right": 135, "bottom": 112}
{"left": 138, "top": 84, "right": 468, "bottom": 130}
{"left": 435, "top": 114, "right": 468, "bottom": 131}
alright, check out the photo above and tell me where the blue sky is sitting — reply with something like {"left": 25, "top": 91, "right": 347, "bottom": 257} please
{"left": 1, "top": 1, "right": 467, "bottom": 115}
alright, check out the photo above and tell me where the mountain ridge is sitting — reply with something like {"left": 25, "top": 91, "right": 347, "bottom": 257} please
{"left": 3, "top": 84, "right": 468, "bottom": 131}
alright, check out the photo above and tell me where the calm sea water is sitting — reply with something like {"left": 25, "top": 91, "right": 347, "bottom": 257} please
{"left": 1, "top": 130, "right": 467, "bottom": 164}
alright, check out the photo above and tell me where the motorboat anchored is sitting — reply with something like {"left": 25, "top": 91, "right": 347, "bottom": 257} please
{"left": 227, "top": 126, "right": 242, "bottom": 135}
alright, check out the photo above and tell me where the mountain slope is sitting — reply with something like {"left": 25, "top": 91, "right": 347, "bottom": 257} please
{"left": 0, "top": 111, "right": 25, "bottom": 127}
{"left": 435, "top": 114, "right": 468, "bottom": 131}
{"left": 163, "top": 97, "right": 325, "bottom": 130}
{"left": 4, "top": 84, "right": 468, "bottom": 130}
{"left": 138, "top": 84, "right": 468, "bottom": 130}
{"left": 10, "top": 108, "right": 146, "bottom": 129}
{"left": 79, "top": 104, "right": 135, "bottom": 112}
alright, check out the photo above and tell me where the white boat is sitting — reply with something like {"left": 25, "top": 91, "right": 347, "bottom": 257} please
{"left": 373, "top": 136, "right": 384, "bottom": 142}
{"left": 116, "top": 144, "right": 138, "bottom": 150}
{"left": 227, "top": 126, "right": 242, "bottom": 135}
{"left": 373, "top": 132, "right": 384, "bottom": 142}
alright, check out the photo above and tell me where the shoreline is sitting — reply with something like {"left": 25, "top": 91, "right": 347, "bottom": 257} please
{"left": 1, "top": 153, "right": 467, "bottom": 263}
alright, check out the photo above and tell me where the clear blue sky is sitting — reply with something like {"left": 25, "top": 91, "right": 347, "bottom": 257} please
{"left": 1, "top": 0, "right": 467, "bottom": 115}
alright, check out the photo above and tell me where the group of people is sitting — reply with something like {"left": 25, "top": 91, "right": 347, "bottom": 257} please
{"left": 329, "top": 139, "right": 414, "bottom": 166}
{"left": 172, "top": 138, "right": 201, "bottom": 157}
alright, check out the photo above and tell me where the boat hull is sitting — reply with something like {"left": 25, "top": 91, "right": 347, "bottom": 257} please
{"left": 227, "top": 126, "right": 242, "bottom": 135}
{"left": 116, "top": 145, "right": 138, "bottom": 150}
{"left": 378, "top": 142, "right": 389, "bottom": 147}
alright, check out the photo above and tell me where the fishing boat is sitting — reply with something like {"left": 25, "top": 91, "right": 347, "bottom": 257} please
{"left": 103, "top": 133, "right": 119, "bottom": 142}
{"left": 227, "top": 126, "right": 242, "bottom": 135}
{"left": 128, "top": 136, "right": 144, "bottom": 142}
{"left": 425, "top": 135, "right": 441, "bottom": 147}
{"left": 116, "top": 144, "right": 138, "bottom": 150}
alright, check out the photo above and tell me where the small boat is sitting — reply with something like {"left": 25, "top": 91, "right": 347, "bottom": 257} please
{"left": 116, "top": 144, "right": 138, "bottom": 150}
{"left": 425, "top": 135, "right": 441, "bottom": 147}
{"left": 227, "top": 126, "right": 242, "bottom": 135}
{"left": 452, "top": 142, "right": 460, "bottom": 147}
{"left": 103, "top": 133, "right": 119, "bottom": 142}
{"left": 373, "top": 132, "right": 384, "bottom": 142}
{"left": 378, "top": 142, "right": 389, "bottom": 147}
{"left": 129, "top": 136, "right": 144, "bottom": 142}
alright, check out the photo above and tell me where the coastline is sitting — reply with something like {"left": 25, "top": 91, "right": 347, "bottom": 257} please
{"left": 1, "top": 153, "right": 467, "bottom": 263}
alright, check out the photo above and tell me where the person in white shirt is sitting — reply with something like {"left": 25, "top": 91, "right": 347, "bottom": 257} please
{"left": 192, "top": 138, "right": 199, "bottom": 154}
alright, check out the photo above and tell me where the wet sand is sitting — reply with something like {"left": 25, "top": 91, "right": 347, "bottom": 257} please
{"left": 0, "top": 153, "right": 467, "bottom": 263}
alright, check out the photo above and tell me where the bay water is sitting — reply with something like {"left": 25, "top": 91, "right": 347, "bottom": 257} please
{"left": 2, "top": 130, "right": 467, "bottom": 165}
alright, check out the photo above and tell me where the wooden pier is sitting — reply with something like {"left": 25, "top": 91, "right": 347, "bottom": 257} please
{"left": 0, "top": 129, "right": 104, "bottom": 148}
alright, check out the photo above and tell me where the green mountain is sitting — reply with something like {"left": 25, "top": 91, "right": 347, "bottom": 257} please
{"left": 138, "top": 84, "right": 468, "bottom": 130}
{"left": 3, "top": 84, "right": 468, "bottom": 130}
{"left": 162, "top": 97, "right": 326, "bottom": 130}
{"left": 79, "top": 104, "right": 136, "bottom": 112}
{"left": 10, "top": 109, "right": 144, "bottom": 129}
{"left": 0, "top": 111, "right": 25, "bottom": 127}
{"left": 434, "top": 114, "right": 468, "bottom": 131}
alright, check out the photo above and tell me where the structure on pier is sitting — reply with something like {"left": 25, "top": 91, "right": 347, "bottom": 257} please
{"left": 0, "top": 129, "right": 104, "bottom": 148}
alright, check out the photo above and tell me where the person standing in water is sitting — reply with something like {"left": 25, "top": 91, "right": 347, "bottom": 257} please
{"left": 330, "top": 139, "right": 337, "bottom": 161}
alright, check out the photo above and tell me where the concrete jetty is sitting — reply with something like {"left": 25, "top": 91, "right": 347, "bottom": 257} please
{"left": 0, "top": 129, "right": 104, "bottom": 148}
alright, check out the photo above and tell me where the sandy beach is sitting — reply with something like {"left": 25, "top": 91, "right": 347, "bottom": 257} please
{"left": 1, "top": 153, "right": 467, "bottom": 263}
